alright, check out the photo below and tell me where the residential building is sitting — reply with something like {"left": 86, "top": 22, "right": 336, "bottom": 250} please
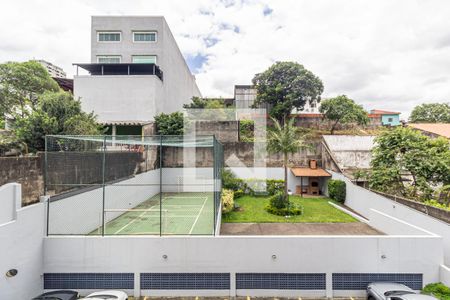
{"left": 408, "top": 123, "right": 450, "bottom": 139}
{"left": 36, "top": 59, "right": 66, "bottom": 78}
{"left": 74, "top": 16, "right": 202, "bottom": 135}
{"left": 369, "top": 109, "right": 401, "bottom": 126}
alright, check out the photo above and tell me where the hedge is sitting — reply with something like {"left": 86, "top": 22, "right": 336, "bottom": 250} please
{"left": 422, "top": 283, "right": 450, "bottom": 300}
{"left": 222, "top": 169, "right": 284, "bottom": 198}
{"left": 221, "top": 189, "right": 234, "bottom": 213}
{"left": 328, "top": 179, "right": 346, "bottom": 203}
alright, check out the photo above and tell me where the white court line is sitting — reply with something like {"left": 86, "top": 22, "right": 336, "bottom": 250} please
{"left": 111, "top": 196, "right": 209, "bottom": 234}
{"left": 188, "top": 196, "right": 208, "bottom": 234}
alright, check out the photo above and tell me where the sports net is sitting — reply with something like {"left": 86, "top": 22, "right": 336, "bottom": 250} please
{"left": 45, "top": 135, "right": 223, "bottom": 236}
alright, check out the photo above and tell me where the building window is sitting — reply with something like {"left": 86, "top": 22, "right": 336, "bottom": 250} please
{"left": 97, "top": 32, "right": 121, "bottom": 42}
{"left": 132, "top": 55, "right": 157, "bottom": 64}
{"left": 97, "top": 56, "right": 121, "bottom": 63}
{"left": 133, "top": 32, "right": 157, "bottom": 42}
{"left": 388, "top": 117, "right": 393, "bottom": 122}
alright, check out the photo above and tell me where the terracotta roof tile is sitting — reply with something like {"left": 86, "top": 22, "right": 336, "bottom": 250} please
{"left": 408, "top": 123, "right": 450, "bottom": 138}
{"left": 290, "top": 167, "right": 331, "bottom": 177}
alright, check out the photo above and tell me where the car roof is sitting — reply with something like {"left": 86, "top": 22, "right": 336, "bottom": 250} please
{"left": 84, "top": 290, "right": 127, "bottom": 298}
{"left": 401, "top": 294, "right": 439, "bottom": 300}
{"left": 32, "top": 290, "right": 78, "bottom": 300}
{"left": 368, "top": 282, "right": 414, "bottom": 295}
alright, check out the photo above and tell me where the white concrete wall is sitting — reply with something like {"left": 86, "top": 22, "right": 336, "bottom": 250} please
{"left": 440, "top": 265, "right": 450, "bottom": 287}
{"left": 75, "top": 75, "right": 163, "bottom": 123}
{"left": 331, "top": 171, "right": 450, "bottom": 265}
{"left": 161, "top": 167, "right": 214, "bottom": 193}
{"left": 0, "top": 183, "right": 21, "bottom": 224}
{"left": 369, "top": 209, "right": 437, "bottom": 236}
{"left": 0, "top": 184, "right": 45, "bottom": 300}
{"left": 228, "top": 167, "right": 321, "bottom": 194}
{"left": 48, "top": 169, "right": 160, "bottom": 235}
{"left": 43, "top": 234, "right": 442, "bottom": 297}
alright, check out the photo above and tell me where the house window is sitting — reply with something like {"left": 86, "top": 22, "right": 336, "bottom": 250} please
{"left": 133, "top": 32, "right": 157, "bottom": 42}
{"left": 97, "top": 32, "right": 121, "bottom": 42}
{"left": 388, "top": 117, "right": 393, "bottom": 122}
{"left": 97, "top": 56, "right": 121, "bottom": 63}
{"left": 132, "top": 55, "right": 157, "bottom": 64}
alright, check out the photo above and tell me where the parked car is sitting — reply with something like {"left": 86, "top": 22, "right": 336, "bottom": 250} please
{"left": 367, "top": 282, "right": 438, "bottom": 300}
{"left": 79, "top": 290, "right": 128, "bottom": 300}
{"left": 32, "top": 290, "right": 79, "bottom": 300}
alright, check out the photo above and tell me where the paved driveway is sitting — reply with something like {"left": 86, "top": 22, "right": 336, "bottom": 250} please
{"left": 220, "top": 222, "right": 383, "bottom": 235}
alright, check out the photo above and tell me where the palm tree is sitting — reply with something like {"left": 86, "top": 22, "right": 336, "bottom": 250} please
{"left": 267, "top": 117, "right": 311, "bottom": 203}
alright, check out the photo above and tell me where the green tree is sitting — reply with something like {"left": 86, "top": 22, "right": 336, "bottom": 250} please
{"left": 267, "top": 117, "right": 311, "bottom": 203}
{"left": 409, "top": 102, "right": 450, "bottom": 123}
{"left": 183, "top": 97, "right": 226, "bottom": 109}
{"left": 154, "top": 112, "right": 184, "bottom": 135}
{"left": 319, "top": 95, "right": 369, "bottom": 134}
{"left": 0, "top": 61, "right": 59, "bottom": 116}
{"left": 14, "top": 91, "right": 101, "bottom": 152}
{"left": 369, "top": 127, "right": 450, "bottom": 199}
{"left": 252, "top": 61, "right": 323, "bottom": 123}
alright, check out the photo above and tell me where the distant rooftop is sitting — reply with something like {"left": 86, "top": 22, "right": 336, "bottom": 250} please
{"left": 370, "top": 109, "right": 400, "bottom": 115}
{"left": 408, "top": 123, "right": 450, "bottom": 138}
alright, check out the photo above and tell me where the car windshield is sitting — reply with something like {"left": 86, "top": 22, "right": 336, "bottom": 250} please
{"left": 86, "top": 296, "right": 118, "bottom": 299}
{"left": 385, "top": 291, "right": 416, "bottom": 296}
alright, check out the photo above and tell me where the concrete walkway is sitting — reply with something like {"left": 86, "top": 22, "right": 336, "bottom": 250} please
{"left": 220, "top": 222, "right": 382, "bottom": 235}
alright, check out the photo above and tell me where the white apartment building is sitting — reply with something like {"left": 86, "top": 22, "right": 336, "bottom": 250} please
{"left": 74, "top": 16, "right": 202, "bottom": 135}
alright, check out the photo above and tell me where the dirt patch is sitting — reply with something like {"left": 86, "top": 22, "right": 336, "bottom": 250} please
{"left": 220, "top": 222, "right": 383, "bottom": 235}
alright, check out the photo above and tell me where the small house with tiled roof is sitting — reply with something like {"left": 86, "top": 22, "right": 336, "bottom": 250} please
{"left": 369, "top": 109, "right": 401, "bottom": 126}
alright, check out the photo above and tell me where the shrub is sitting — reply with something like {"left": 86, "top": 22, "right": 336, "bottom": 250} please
{"left": 154, "top": 112, "right": 184, "bottom": 135}
{"left": 239, "top": 119, "right": 254, "bottom": 142}
{"left": 269, "top": 192, "right": 287, "bottom": 209}
{"left": 267, "top": 179, "right": 284, "bottom": 195}
{"left": 422, "top": 282, "right": 450, "bottom": 300}
{"left": 266, "top": 205, "right": 303, "bottom": 216}
{"left": 221, "top": 189, "right": 234, "bottom": 213}
{"left": 222, "top": 169, "right": 246, "bottom": 191}
{"left": 328, "top": 179, "right": 346, "bottom": 203}
{"left": 234, "top": 189, "right": 244, "bottom": 199}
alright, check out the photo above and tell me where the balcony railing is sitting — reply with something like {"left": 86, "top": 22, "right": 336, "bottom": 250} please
{"left": 73, "top": 63, "right": 163, "bottom": 81}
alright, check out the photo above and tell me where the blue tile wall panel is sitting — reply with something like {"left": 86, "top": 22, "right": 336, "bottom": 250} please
{"left": 44, "top": 273, "right": 134, "bottom": 289}
{"left": 236, "top": 273, "right": 326, "bottom": 290}
{"left": 332, "top": 273, "right": 423, "bottom": 290}
{"left": 140, "top": 273, "right": 230, "bottom": 290}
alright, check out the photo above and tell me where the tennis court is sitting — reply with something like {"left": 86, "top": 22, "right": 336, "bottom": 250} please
{"left": 91, "top": 192, "right": 215, "bottom": 235}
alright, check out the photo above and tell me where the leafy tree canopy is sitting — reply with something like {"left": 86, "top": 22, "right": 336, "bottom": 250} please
{"left": 319, "top": 95, "right": 369, "bottom": 134}
{"left": 183, "top": 97, "right": 226, "bottom": 109}
{"left": 14, "top": 91, "right": 101, "bottom": 152}
{"left": 154, "top": 111, "right": 184, "bottom": 135}
{"left": 409, "top": 102, "right": 450, "bottom": 123}
{"left": 369, "top": 126, "right": 450, "bottom": 200}
{"left": 0, "top": 61, "right": 59, "bottom": 116}
{"left": 252, "top": 61, "right": 323, "bottom": 123}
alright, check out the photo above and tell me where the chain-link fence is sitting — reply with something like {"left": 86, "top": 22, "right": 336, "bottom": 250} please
{"left": 45, "top": 135, "right": 223, "bottom": 236}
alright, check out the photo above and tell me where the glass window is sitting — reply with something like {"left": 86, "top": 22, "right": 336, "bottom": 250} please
{"left": 132, "top": 55, "right": 157, "bottom": 64}
{"left": 97, "top": 56, "right": 121, "bottom": 63}
{"left": 133, "top": 32, "right": 157, "bottom": 42}
{"left": 98, "top": 32, "right": 121, "bottom": 42}
{"left": 388, "top": 117, "right": 393, "bottom": 122}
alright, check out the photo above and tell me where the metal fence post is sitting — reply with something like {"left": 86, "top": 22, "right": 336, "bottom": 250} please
{"left": 45, "top": 136, "right": 49, "bottom": 236}
{"left": 101, "top": 136, "right": 106, "bottom": 237}
{"left": 159, "top": 135, "right": 162, "bottom": 237}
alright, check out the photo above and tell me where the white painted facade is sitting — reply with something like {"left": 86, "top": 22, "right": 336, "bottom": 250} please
{"left": 75, "top": 16, "right": 201, "bottom": 124}
{"left": 0, "top": 184, "right": 45, "bottom": 300}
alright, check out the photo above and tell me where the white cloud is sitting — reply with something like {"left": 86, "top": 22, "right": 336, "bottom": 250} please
{"left": 1, "top": 0, "right": 450, "bottom": 117}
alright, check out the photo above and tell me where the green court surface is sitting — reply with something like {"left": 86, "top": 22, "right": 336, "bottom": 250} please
{"left": 92, "top": 192, "right": 215, "bottom": 235}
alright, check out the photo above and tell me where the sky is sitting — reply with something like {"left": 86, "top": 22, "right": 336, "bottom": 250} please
{"left": 1, "top": 0, "right": 450, "bottom": 118}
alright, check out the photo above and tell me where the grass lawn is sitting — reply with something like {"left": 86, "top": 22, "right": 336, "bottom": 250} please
{"left": 222, "top": 195, "right": 357, "bottom": 223}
